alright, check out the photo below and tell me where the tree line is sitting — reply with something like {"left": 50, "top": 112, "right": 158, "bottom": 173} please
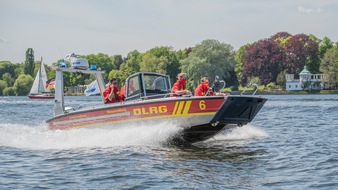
{"left": 1, "top": 32, "right": 337, "bottom": 96}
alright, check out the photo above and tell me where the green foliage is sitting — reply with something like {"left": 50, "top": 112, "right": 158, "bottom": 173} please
{"left": 181, "top": 39, "right": 236, "bottom": 89}
{"left": 68, "top": 72, "right": 86, "bottom": 86}
{"left": 274, "top": 36, "right": 292, "bottom": 47}
{"left": 266, "top": 82, "right": 278, "bottom": 90}
{"left": 141, "top": 53, "right": 164, "bottom": 72}
{"left": 310, "top": 35, "right": 334, "bottom": 58}
{"left": 2, "top": 72, "right": 15, "bottom": 86}
{"left": 230, "top": 86, "right": 238, "bottom": 91}
{"left": 0, "top": 61, "right": 20, "bottom": 80}
{"left": 276, "top": 70, "right": 286, "bottom": 87}
{"left": 302, "top": 81, "right": 312, "bottom": 90}
{"left": 234, "top": 44, "right": 249, "bottom": 85}
{"left": 0, "top": 80, "right": 7, "bottom": 95}
{"left": 13, "top": 74, "right": 34, "bottom": 96}
{"left": 108, "top": 69, "right": 119, "bottom": 80}
{"left": 114, "top": 50, "right": 142, "bottom": 85}
{"left": 44, "top": 64, "right": 55, "bottom": 81}
{"left": 175, "top": 48, "right": 192, "bottom": 60}
{"left": 84, "top": 75, "right": 97, "bottom": 85}
{"left": 113, "top": 54, "right": 124, "bottom": 70}
{"left": 24, "top": 48, "right": 35, "bottom": 76}
{"left": 85, "top": 53, "right": 115, "bottom": 81}
{"left": 3, "top": 87, "right": 15, "bottom": 96}
{"left": 140, "top": 46, "right": 180, "bottom": 84}
{"left": 320, "top": 44, "right": 338, "bottom": 89}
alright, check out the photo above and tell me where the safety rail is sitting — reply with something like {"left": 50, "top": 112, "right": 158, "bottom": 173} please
{"left": 241, "top": 80, "right": 258, "bottom": 96}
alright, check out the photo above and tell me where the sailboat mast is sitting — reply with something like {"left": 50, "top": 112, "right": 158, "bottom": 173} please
{"left": 38, "top": 57, "right": 43, "bottom": 94}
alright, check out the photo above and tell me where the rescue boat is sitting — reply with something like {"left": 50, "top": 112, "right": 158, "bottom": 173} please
{"left": 46, "top": 63, "right": 267, "bottom": 143}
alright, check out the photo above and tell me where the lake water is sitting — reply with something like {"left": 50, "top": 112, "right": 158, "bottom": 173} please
{"left": 0, "top": 95, "right": 337, "bottom": 189}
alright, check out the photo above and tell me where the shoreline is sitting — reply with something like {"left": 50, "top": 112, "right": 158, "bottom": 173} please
{"left": 2, "top": 90, "right": 337, "bottom": 97}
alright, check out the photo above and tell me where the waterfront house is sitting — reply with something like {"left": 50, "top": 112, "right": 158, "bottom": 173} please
{"left": 285, "top": 66, "right": 324, "bottom": 91}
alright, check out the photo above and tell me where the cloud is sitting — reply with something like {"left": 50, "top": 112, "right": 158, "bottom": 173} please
{"left": 298, "top": 6, "right": 324, "bottom": 14}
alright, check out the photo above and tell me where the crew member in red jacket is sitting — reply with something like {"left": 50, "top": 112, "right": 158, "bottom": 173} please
{"left": 171, "top": 73, "right": 191, "bottom": 96}
{"left": 195, "top": 77, "right": 229, "bottom": 96}
{"left": 103, "top": 78, "right": 123, "bottom": 103}
{"left": 120, "top": 80, "right": 137, "bottom": 101}
{"left": 194, "top": 77, "right": 214, "bottom": 96}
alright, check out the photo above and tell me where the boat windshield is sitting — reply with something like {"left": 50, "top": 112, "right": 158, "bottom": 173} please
{"left": 125, "top": 73, "right": 171, "bottom": 101}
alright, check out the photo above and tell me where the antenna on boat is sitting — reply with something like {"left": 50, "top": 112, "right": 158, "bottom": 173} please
{"left": 58, "top": 47, "right": 64, "bottom": 60}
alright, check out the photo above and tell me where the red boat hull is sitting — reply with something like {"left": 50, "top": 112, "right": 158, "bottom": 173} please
{"left": 47, "top": 96, "right": 267, "bottom": 143}
{"left": 28, "top": 94, "right": 55, "bottom": 99}
{"left": 47, "top": 97, "right": 225, "bottom": 130}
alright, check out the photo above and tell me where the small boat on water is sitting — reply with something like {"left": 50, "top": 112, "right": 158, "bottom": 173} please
{"left": 28, "top": 57, "right": 54, "bottom": 99}
{"left": 46, "top": 59, "right": 267, "bottom": 143}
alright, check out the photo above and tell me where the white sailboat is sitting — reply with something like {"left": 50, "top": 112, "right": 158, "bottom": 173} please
{"left": 28, "top": 57, "right": 54, "bottom": 99}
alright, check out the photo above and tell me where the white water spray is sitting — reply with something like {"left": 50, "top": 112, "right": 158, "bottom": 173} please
{"left": 0, "top": 122, "right": 181, "bottom": 150}
{"left": 213, "top": 124, "right": 268, "bottom": 141}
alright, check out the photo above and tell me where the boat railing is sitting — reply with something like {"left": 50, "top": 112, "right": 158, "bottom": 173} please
{"left": 144, "top": 93, "right": 194, "bottom": 99}
{"left": 125, "top": 92, "right": 172, "bottom": 101}
{"left": 241, "top": 79, "right": 258, "bottom": 96}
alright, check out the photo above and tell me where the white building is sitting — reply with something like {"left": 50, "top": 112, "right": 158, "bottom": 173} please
{"left": 285, "top": 66, "right": 324, "bottom": 91}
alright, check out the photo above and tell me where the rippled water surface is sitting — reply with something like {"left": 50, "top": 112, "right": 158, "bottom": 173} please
{"left": 0, "top": 95, "right": 337, "bottom": 189}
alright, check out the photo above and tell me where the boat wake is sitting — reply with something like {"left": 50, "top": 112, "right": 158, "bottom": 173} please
{"left": 0, "top": 122, "right": 182, "bottom": 150}
{"left": 0, "top": 123, "right": 268, "bottom": 150}
{"left": 214, "top": 125, "right": 268, "bottom": 141}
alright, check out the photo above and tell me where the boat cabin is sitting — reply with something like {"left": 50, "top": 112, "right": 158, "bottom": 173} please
{"left": 124, "top": 72, "right": 172, "bottom": 101}
{"left": 53, "top": 66, "right": 172, "bottom": 116}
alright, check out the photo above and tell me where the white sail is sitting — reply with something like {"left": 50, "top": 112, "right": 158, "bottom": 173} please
{"left": 40, "top": 63, "right": 51, "bottom": 93}
{"left": 30, "top": 67, "right": 40, "bottom": 94}
{"left": 29, "top": 60, "right": 51, "bottom": 95}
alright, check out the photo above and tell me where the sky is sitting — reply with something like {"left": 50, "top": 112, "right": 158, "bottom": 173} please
{"left": 1, "top": 0, "right": 337, "bottom": 65}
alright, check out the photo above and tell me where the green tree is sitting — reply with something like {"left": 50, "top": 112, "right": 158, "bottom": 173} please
{"left": 13, "top": 74, "right": 34, "bottom": 95}
{"left": 0, "top": 80, "right": 7, "bottom": 95}
{"left": 181, "top": 39, "right": 236, "bottom": 88}
{"left": 111, "top": 50, "right": 141, "bottom": 85}
{"left": 140, "top": 53, "right": 166, "bottom": 73}
{"left": 176, "top": 48, "right": 192, "bottom": 60}
{"left": 276, "top": 70, "right": 287, "bottom": 88}
{"left": 140, "top": 46, "right": 180, "bottom": 84}
{"left": 44, "top": 64, "right": 55, "bottom": 81}
{"left": 113, "top": 54, "right": 124, "bottom": 70}
{"left": 85, "top": 53, "right": 114, "bottom": 81}
{"left": 310, "top": 35, "right": 333, "bottom": 59}
{"left": 2, "top": 72, "right": 15, "bottom": 86}
{"left": 24, "top": 48, "right": 35, "bottom": 76}
{"left": 320, "top": 45, "right": 338, "bottom": 89}
{"left": 0, "top": 61, "right": 18, "bottom": 80}
{"left": 234, "top": 44, "right": 250, "bottom": 86}
{"left": 3, "top": 87, "right": 15, "bottom": 96}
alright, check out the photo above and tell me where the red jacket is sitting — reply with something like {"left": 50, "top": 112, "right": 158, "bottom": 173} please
{"left": 194, "top": 82, "right": 214, "bottom": 96}
{"left": 172, "top": 79, "right": 186, "bottom": 96}
{"left": 120, "top": 86, "right": 126, "bottom": 100}
{"left": 103, "top": 85, "right": 122, "bottom": 103}
{"left": 120, "top": 84, "right": 137, "bottom": 100}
